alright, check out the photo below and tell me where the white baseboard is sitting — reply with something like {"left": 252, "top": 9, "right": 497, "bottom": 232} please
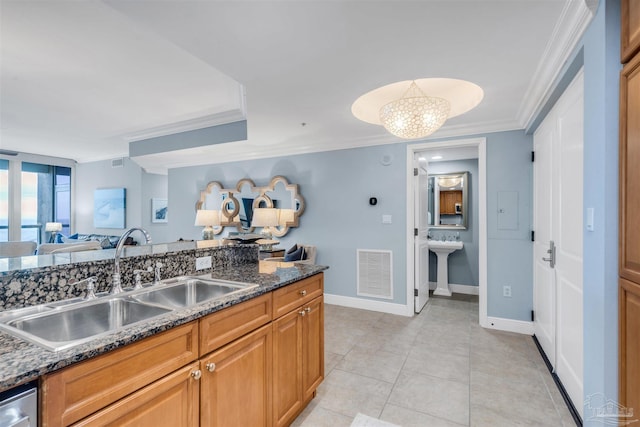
{"left": 485, "top": 316, "right": 534, "bottom": 335}
{"left": 429, "top": 281, "right": 479, "bottom": 295}
{"left": 324, "top": 293, "right": 412, "bottom": 317}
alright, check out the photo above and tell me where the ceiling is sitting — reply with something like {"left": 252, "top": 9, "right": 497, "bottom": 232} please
{"left": 0, "top": 1, "right": 594, "bottom": 174}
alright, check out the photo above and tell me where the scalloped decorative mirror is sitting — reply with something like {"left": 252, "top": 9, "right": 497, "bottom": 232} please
{"left": 195, "top": 176, "right": 305, "bottom": 236}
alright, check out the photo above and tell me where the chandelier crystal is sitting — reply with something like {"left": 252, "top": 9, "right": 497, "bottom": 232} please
{"left": 379, "top": 81, "right": 451, "bottom": 139}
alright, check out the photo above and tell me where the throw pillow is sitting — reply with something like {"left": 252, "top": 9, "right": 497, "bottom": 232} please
{"left": 284, "top": 246, "right": 304, "bottom": 262}
{"left": 286, "top": 244, "right": 298, "bottom": 255}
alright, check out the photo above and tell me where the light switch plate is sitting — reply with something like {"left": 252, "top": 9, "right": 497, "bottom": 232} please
{"left": 195, "top": 256, "right": 212, "bottom": 270}
{"left": 382, "top": 215, "right": 392, "bottom": 224}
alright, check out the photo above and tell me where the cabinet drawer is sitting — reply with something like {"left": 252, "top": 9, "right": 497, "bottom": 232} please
{"left": 200, "top": 293, "right": 272, "bottom": 355}
{"left": 273, "top": 274, "right": 323, "bottom": 319}
{"left": 42, "top": 321, "right": 199, "bottom": 427}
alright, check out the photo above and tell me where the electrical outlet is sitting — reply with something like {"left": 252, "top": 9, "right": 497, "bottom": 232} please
{"left": 503, "top": 285, "right": 512, "bottom": 298}
{"left": 195, "top": 256, "right": 212, "bottom": 271}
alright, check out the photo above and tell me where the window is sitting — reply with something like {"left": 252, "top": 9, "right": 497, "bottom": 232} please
{"left": 0, "top": 156, "right": 73, "bottom": 244}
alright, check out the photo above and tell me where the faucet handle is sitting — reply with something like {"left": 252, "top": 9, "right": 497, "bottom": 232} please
{"left": 76, "top": 276, "right": 97, "bottom": 300}
{"left": 133, "top": 267, "right": 153, "bottom": 290}
{"left": 154, "top": 262, "right": 164, "bottom": 283}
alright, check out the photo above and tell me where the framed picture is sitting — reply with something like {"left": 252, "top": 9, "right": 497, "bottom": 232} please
{"left": 94, "top": 188, "right": 126, "bottom": 229}
{"left": 151, "top": 198, "right": 168, "bottom": 223}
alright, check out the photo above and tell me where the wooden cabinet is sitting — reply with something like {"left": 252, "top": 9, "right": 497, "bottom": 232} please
{"left": 620, "top": 17, "right": 640, "bottom": 417}
{"left": 622, "top": 0, "right": 640, "bottom": 63}
{"left": 272, "top": 274, "right": 324, "bottom": 427}
{"left": 439, "top": 190, "right": 462, "bottom": 215}
{"left": 42, "top": 322, "right": 199, "bottom": 427}
{"left": 72, "top": 363, "right": 200, "bottom": 427}
{"left": 200, "top": 324, "right": 272, "bottom": 427}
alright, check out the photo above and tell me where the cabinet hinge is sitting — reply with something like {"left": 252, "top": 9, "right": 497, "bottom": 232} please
{"left": 413, "top": 168, "right": 418, "bottom": 176}
{"left": 531, "top": 310, "right": 535, "bottom": 322}
{"left": 531, "top": 230, "right": 535, "bottom": 242}
{"left": 414, "top": 289, "right": 419, "bottom": 297}
{"left": 531, "top": 151, "right": 535, "bottom": 162}
{"left": 414, "top": 228, "right": 418, "bottom": 236}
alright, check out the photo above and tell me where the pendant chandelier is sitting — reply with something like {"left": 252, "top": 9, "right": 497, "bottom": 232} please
{"left": 379, "top": 81, "right": 450, "bottom": 139}
{"left": 351, "top": 78, "right": 484, "bottom": 140}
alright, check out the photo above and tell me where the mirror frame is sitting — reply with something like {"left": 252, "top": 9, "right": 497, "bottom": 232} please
{"left": 428, "top": 171, "right": 469, "bottom": 230}
{"left": 196, "top": 175, "right": 305, "bottom": 237}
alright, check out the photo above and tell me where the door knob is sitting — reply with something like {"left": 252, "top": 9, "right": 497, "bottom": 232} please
{"left": 542, "top": 240, "right": 556, "bottom": 269}
{"left": 191, "top": 369, "right": 202, "bottom": 380}
{"left": 206, "top": 362, "right": 216, "bottom": 372}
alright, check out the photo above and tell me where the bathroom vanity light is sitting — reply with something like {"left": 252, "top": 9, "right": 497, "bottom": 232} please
{"left": 195, "top": 209, "right": 220, "bottom": 240}
{"left": 351, "top": 78, "right": 484, "bottom": 139}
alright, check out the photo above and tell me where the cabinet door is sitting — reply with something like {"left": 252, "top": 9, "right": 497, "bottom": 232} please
{"left": 620, "top": 52, "right": 640, "bottom": 283}
{"left": 302, "top": 296, "right": 324, "bottom": 401}
{"left": 72, "top": 363, "right": 200, "bottom": 427}
{"left": 622, "top": 0, "right": 640, "bottom": 63}
{"left": 620, "top": 278, "right": 640, "bottom": 414}
{"left": 201, "top": 324, "right": 272, "bottom": 427}
{"left": 272, "top": 309, "right": 303, "bottom": 427}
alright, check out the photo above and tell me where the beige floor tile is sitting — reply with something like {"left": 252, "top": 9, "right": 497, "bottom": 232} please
{"left": 403, "top": 345, "right": 470, "bottom": 383}
{"left": 325, "top": 351, "right": 343, "bottom": 374}
{"left": 291, "top": 400, "right": 353, "bottom": 427}
{"left": 315, "top": 369, "right": 393, "bottom": 418}
{"left": 336, "top": 347, "right": 406, "bottom": 383}
{"left": 381, "top": 403, "right": 467, "bottom": 427}
{"left": 388, "top": 371, "right": 469, "bottom": 425}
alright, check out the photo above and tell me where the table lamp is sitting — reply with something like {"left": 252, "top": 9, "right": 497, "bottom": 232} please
{"left": 195, "top": 210, "right": 220, "bottom": 240}
{"left": 45, "top": 222, "right": 63, "bottom": 243}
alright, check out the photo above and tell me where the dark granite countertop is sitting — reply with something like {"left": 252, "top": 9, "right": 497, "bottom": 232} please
{"left": 0, "top": 261, "right": 328, "bottom": 391}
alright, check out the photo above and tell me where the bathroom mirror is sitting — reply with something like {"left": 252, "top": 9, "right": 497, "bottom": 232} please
{"left": 195, "top": 175, "right": 305, "bottom": 237}
{"left": 427, "top": 171, "right": 469, "bottom": 230}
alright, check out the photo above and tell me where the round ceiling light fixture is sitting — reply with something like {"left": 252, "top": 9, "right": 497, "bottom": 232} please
{"left": 352, "top": 78, "right": 484, "bottom": 140}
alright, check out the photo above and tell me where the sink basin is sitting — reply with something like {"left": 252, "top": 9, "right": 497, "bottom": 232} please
{"left": 428, "top": 240, "right": 464, "bottom": 297}
{"left": 0, "top": 298, "right": 171, "bottom": 351}
{"left": 132, "top": 278, "right": 257, "bottom": 309}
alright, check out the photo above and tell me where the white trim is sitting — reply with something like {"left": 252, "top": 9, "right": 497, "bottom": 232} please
{"left": 406, "top": 138, "right": 487, "bottom": 326}
{"left": 429, "top": 281, "right": 479, "bottom": 295}
{"left": 517, "top": 0, "right": 595, "bottom": 129}
{"left": 486, "top": 316, "right": 535, "bottom": 335}
{"left": 324, "top": 293, "right": 412, "bottom": 317}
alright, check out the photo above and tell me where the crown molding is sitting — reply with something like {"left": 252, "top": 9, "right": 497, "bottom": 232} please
{"left": 516, "top": 0, "right": 596, "bottom": 129}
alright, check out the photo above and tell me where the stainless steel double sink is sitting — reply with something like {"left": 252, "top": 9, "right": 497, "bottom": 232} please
{"left": 0, "top": 276, "right": 257, "bottom": 351}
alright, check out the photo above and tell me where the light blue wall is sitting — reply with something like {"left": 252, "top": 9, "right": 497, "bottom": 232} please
{"left": 428, "top": 159, "right": 479, "bottom": 287}
{"left": 168, "top": 144, "right": 409, "bottom": 304}
{"left": 581, "top": 0, "right": 620, "bottom": 419}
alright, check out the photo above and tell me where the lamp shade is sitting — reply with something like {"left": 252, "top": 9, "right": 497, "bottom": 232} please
{"left": 45, "top": 222, "right": 63, "bottom": 232}
{"left": 278, "top": 209, "right": 295, "bottom": 226}
{"left": 194, "top": 210, "right": 220, "bottom": 227}
{"left": 251, "top": 208, "right": 278, "bottom": 227}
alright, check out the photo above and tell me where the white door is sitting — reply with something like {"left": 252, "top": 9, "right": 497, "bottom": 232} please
{"left": 414, "top": 156, "right": 429, "bottom": 313}
{"left": 533, "top": 70, "right": 584, "bottom": 418}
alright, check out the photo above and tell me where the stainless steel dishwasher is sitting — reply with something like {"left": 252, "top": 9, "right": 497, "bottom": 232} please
{"left": 0, "top": 382, "right": 37, "bottom": 427}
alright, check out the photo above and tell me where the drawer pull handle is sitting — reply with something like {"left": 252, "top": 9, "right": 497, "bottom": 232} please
{"left": 299, "top": 290, "right": 307, "bottom": 296}
{"left": 206, "top": 362, "right": 216, "bottom": 372}
{"left": 299, "top": 310, "right": 306, "bottom": 317}
{"left": 191, "top": 369, "right": 202, "bottom": 380}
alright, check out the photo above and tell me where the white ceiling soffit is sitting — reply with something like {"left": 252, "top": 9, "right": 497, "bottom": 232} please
{"left": 0, "top": 0, "right": 244, "bottom": 163}
{"left": 1, "top": 1, "right": 595, "bottom": 170}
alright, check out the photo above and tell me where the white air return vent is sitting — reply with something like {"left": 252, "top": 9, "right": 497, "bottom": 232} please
{"left": 357, "top": 249, "right": 393, "bottom": 300}
{"left": 111, "top": 158, "right": 124, "bottom": 168}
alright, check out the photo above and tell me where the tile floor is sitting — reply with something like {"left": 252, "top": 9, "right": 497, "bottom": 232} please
{"left": 292, "top": 293, "right": 577, "bottom": 427}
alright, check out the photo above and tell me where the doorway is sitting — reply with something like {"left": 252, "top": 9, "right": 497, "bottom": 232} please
{"left": 406, "top": 138, "right": 487, "bottom": 325}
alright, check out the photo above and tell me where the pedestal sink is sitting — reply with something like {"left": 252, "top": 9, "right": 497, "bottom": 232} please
{"left": 428, "top": 240, "right": 464, "bottom": 297}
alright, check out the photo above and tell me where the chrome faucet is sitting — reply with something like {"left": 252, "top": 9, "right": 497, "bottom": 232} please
{"left": 112, "top": 227, "right": 152, "bottom": 294}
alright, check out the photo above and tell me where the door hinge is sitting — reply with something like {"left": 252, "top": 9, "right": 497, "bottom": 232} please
{"left": 413, "top": 167, "right": 418, "bottom": 176}
{"left": 414, "top": 289, "right": 418, "bottom": 297}
{"left": 531, "top": 230, "right": 535, "bottom": 242}
{"left": 414, "top": 228, "right": 418, "bottom": 236}
{"left": 531, "top": 151, "right": 535, "bottom": 162}
{"left": 531, "top": 310, "right": 535, "bottom": 322}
